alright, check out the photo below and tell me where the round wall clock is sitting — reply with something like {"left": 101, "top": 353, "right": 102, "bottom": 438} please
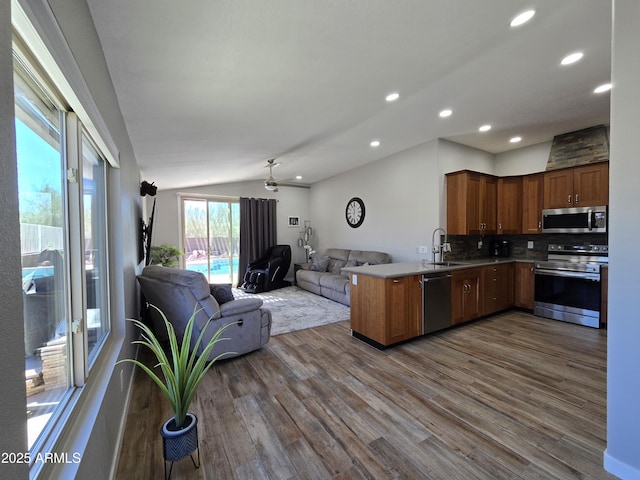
{"left": 345, "top": 197, "right": 365, "bottom": 228}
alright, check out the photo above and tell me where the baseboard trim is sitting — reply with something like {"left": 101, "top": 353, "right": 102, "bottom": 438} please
{"left": 108, "top": 341, "right": 140, "bottom": 479}
{"left": 604, "top": 448, "right": 640, "bottom": 480}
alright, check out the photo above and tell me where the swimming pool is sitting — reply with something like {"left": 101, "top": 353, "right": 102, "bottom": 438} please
{"left": 22, "top": 266, "right": 55, "bottom": 279}
{"left": 187, "top": 258, "right": 238, "bottom": 276}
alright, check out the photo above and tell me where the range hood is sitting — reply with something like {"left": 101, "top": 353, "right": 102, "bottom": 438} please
{"left": 546, "top": 125, "right": 609, "bottom": 171}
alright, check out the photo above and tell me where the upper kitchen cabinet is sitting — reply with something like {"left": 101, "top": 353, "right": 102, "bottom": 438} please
{"left": 497, "top": 177, "right": 522, "bottom": 234}
{"left": 522, "top": 173, "right": 544, "bottom": 234}
{"left": 543, "top": 162, "right": 609, "bottom": 209}
{"left": 446, "top": 171, "right": 497, "bottom": 235}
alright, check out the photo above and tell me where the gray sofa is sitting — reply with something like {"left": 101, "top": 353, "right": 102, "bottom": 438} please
{"left": 296, "top": 248, "right": 391, "bottom": 306}
{"left": 138, "top": 265, "right": 271, "bottom": 360}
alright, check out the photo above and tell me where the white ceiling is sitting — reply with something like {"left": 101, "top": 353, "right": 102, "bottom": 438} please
{"left": 86, "top": 0, "right": 612, "bottom": 191}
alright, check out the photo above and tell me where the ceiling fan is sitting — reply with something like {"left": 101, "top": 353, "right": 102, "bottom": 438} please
{"left": 263, "top": 158, "right": 310, "bottom": 192}
{"left": 264, "top": 158, "right": 281, "bottom": 191}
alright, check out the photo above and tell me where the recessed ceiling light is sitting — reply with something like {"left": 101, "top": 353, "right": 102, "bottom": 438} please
{"left": 295, "top": 175, "right": 303, "bottom": 180}
{"left": 510, "top": 136, "right": 522, "bottom": 143}
{"left": 370, "top": 140, "right": 381, "bottom": 147}
{"left": 479, "top": 125, "right": 492, "bottom": 132}
{"left": 561, "top": 52, "right": 584, "bottom": 65}
{"left": 385, "top": 92, "right": 400, "bottom": 102}
{"left": 510, "top": 10, "right": 535, "bottom": 27}
{"left": 439, "top": 109, "right": 453, "bottom": 118}
{"left": 594, "top": 83, "right": 612, "bottom": 93}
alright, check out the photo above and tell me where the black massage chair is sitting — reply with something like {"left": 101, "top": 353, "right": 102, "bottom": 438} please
{"left": 240, "top": 244, "right": 291, "bottom": 293}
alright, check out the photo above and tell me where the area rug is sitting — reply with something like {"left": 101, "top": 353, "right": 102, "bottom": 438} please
{"left": 233, "top": 286, "right": 350, "bottom": 336}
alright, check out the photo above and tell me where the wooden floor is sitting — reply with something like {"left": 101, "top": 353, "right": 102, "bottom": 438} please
{"left": 115, "top": 311, "right": 616, "bottom": 479}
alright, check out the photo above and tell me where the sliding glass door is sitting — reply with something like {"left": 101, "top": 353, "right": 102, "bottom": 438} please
{"left": 182, "top": 197, "right": 239, "bottom": 285}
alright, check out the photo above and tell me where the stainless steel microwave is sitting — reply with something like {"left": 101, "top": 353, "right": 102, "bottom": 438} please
{"left": 541, "top": 206, "right": 607, "bottom": 234}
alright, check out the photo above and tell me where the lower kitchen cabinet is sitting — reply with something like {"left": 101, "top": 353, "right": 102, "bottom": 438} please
{"left": 350, "top": 273, "right": 422, "bottom": 346}
{"left": 514, "top": 261, "right": 535, "bottom": 310}
{"left": 451, "top": 268, "right": 482, "bottom": 325}
{"left": 482, "top": 263, "right": 514, "bottom": 316}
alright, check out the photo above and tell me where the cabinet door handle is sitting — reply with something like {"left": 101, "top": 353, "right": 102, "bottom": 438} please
{"left": 498, "top": 223, "right": 502, "bottom": 230}
{"left": 393, "top": 279, "right": 401, "bottom": 283}
{"left": 538, "top": 221, "right": 542, "bottom": 230}
{"left": 568, "top": 194, "right": 572, "bottom": 204}
{"left": 575, "top": 193, "right": 579, "bottom": 204}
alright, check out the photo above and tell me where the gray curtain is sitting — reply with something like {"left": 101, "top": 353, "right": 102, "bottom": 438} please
{"left": 239, "top": 197, "right": 278, "bottom": 279}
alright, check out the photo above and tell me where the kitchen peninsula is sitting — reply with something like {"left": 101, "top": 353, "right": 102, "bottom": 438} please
{"left": 343, "top": 259, "right": 523, "bottom": 348}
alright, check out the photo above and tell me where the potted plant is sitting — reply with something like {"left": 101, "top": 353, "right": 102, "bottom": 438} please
{"left": 150, "top": 244, "right": 184, "bottom": 267}
{"left": 118, "top": 305, "right": 234, "bottom": 478}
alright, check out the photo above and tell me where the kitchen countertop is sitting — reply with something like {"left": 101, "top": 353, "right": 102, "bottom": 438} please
{"left": 342, "top": 257, "right": 534, "bottom": 279}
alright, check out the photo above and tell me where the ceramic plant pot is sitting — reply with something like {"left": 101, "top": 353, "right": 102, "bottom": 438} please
{"left": 160, "top": 413, "right": 199, "bottom": 463}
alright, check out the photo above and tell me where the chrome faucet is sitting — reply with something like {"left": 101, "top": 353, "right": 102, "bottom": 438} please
{"left": 431, "top": 227, "right": 448, "bottom": 263}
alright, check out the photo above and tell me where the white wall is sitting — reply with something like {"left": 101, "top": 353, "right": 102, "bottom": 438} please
{"left": 309, "top": 138, "right": 493, "bottom": 262}
{"left": 438, "top": 139, "right": 495, "bottom": 175}
{"left": 605, "top": 1, "right": 640, "bottom": 478}
{"left": 494, "top": 141, "right": 552, "bottom": 177}
{"left": 151, "top": 180, "right": 311, "bottom": 274}
{"left": 0, "top": 2, "right": 29, "bottom": 477}
{"left": 310, "top": 139, "right": 437, "bottom": 262}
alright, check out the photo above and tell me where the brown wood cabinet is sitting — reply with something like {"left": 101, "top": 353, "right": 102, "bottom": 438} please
{"left": 481, "top": 263, "right": 514, "bottom": 316}
{"left": 514, "top": 261, "right": 535, "bottom": 310}
{"left": 497, "top": 177, "right": 522, "bottom": 234}
{"left": 451, "top": 268, "right": 482, "bottom": 325}
{"left": 349, "top": 273, "right": 422, "bottom": 346}
{"left": 543, "top": 162, "right": 609, "bottom": 209}
{"left": 522, "top": 173, "right": 544, "bottom": 234}
{"left": 447, "top": 171, "right": 497, "bottom": 235}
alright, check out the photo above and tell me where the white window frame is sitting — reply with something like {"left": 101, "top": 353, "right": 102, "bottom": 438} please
{"left": 80, "top": 128, "right": 112, "bottom": 368}
{"left": 12, "top": 26, "right": 114, "bottom": 479}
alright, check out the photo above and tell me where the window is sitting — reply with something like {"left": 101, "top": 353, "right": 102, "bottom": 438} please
{"left": 81, "top": 133, "right": 110, "bottom": 362}
{"left": 14, "top": 47, "right": 111, "bottom": 453}
{"left": 181, "top": 196, "right": 240, "bottom": 285}
{"left": 15, "top": 54, "right": 72, "bottom": 450}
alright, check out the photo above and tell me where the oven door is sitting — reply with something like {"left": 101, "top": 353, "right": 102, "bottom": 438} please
{"left": 534, "top": 267, "right": 601, "bottom": 328}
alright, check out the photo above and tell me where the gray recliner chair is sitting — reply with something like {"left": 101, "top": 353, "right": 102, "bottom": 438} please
{"left": 137, "top": 265, "right": 271, "bottom": 360}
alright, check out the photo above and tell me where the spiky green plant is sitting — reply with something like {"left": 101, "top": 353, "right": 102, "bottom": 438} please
{"left": 150, "top": 244, "right": 184, "bottom": 267}
{"left": 118, "top": 305, "right": 235, "bottom": 428}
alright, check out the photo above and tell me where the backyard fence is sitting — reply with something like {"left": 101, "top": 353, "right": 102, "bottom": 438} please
{"left": 21, "top": 223, "right": 64, "bottom": 254}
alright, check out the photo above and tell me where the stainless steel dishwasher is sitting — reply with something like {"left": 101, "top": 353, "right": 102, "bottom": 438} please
{"left": 422, "top": 272, "right": 452, "bottom": 334}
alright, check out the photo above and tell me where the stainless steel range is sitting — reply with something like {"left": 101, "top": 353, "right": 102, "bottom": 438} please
{"left": 534, "top": 244, "right": 608, "bottom": 328}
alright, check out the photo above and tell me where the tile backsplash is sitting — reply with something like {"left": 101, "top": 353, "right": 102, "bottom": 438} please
{"left": 447, "top": 233, "right": 608, "bottom": 261}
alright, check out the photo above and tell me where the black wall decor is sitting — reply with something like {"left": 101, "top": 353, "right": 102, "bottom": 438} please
{"left": 139, "top": 198, "right": 156, "bottom": 265}
{"left": 140, "top": 180, "right": 157, "bottom": 197}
